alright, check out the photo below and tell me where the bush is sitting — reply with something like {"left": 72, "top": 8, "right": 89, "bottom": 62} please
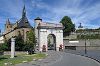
{"left": 0, "top": 51, "right": 4, "bottom": 55}
{"left": 15, "top": 36, "right": 25, "bottom": 51}
{"left": 0, "top": 43, "right": 8, "bottom": 51}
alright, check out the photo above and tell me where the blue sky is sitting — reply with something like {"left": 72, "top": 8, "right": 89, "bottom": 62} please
{"left": 0, "top": 0, "right": 100, "bottom": 33}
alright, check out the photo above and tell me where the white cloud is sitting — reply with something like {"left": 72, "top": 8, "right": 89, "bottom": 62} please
{"left": 35, "top": 0, "right": 100, "bottom": 29}
{"left": 0, "top": 0, "right": 100, "bottom": 30}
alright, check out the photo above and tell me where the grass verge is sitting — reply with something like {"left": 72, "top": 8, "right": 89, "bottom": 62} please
{"left": 0, "top": 53, "right": 46, "bottom": 66}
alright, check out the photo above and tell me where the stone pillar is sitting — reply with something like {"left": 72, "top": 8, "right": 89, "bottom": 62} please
{"left": 10, "top": 38, "right": 15, "bottom": 58}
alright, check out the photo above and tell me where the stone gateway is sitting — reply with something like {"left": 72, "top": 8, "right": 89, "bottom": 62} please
{"left": 34, "top": 17, "right": 64, "bottom": 51}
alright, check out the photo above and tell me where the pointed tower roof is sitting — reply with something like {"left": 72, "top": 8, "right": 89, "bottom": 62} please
{"left": 16, "top": 5, "right": 32, "bottom": 28}
{"left": 22, "top": 5, "right": 26, "bottom": 18}
{"left": 6, "top": 18, "right": 10, "bottom": 24}
{"left": 35, "top": 17, "right": 42, "bottom": 20}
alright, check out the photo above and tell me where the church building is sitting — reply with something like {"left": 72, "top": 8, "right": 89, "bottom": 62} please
{"left": 1, "top": 5, "right": 64, "bottom": 51}
{"left": 3, "top": 6, "right": 32, "bottom": 41}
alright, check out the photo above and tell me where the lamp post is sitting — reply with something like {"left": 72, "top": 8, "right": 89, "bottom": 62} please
{"left": 85, "top": 38, "right": 87, "bottom": 54}
{"left": 84, "top": 32, "right": 87, "bottom": 54}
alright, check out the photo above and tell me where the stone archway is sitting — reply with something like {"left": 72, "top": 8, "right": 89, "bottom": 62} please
{"left": 47, "top": 34, "right": 56, "bottom": 50}
{"left": 34, "top": 17, "right": 64, "bottom": 52}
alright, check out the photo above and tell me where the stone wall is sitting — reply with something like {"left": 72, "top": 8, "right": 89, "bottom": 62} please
{"left": 4, "top": 51, "right": 27, "bottom": 55}
{"left": 76, "top": 46, "right": 100, "bottom": 50}
{"left": 64, "top": 39, "right": 100, "bottom": 50}
{"left": 4, "top": 28, "right": 31, "bottom": 42}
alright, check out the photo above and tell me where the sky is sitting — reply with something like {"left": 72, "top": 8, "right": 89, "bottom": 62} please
{"left": 0, "top": 0, "right": 100, "bottom": 33}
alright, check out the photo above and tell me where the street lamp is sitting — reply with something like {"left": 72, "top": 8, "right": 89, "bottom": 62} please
{"left": 85, "top": 37, "right": 87, "bottom": 54}
{"left": 84, "top": 31, "right": 87, "bottom": 54}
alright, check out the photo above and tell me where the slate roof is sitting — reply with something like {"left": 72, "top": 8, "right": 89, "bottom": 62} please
{"left": 16, "top": 5, "right": 32, "bottom": 28}
{"left": 17, "top": 16, "right": 32, "bottom": 28}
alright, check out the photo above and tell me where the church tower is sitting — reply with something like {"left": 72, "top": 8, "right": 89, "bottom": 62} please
{"left": 78, "top": 23, "right": 83, "bottom": 29}
{"left": 34, "top": 17, "right": 42, "bottom": 46}
{"left": 5, "top": 19, "right": 12, "bottom": 33}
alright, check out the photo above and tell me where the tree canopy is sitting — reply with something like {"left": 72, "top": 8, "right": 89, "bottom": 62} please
{"left": 26, "top": 29, "right": 36, "bottom": 45}
{"left": 60, "top": 16, "right": 75, "bottom": 37}
{"left": 24, "top": 29, "right": 36, "bottom": 54}
{"left": 15, "top": 36, "right": 24, "bottom": 51}
{"left": 0, "top": 43, "right": 8, "bottom": 51}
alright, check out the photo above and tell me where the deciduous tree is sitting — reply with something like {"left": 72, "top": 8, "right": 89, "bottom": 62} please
{"left": 60, "top": 16, "right": 75, "bottom": 37}
{"left": 24, "top": 29, "right": 36, "bottom": 54}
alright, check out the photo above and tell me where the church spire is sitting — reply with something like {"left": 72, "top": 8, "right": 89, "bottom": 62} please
{"left": 22, "top": 5, "right": 26, "bottom": 18}
{"left": 78, "top": 23, "right": 83, "bottom": 28}
{"left": 6, "top": 18, "right": 10, "bottom": 24}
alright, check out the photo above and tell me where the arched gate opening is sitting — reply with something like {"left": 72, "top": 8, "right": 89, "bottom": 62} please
{"left": 47, "top": 34, "right": 56, "bottom": 51}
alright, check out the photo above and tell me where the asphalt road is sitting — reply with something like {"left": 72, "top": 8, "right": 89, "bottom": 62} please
{"left": 16, "top": 51, "right": 100, "bottom": 66}
{"left": 65, "top": 50, "right": 100, "bottom": 62}
{"left": 49, "top": 52, "right": 100, "bottom": 66}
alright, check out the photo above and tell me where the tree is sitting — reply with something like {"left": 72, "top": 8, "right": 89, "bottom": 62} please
{"left": 24, "top": 29, "right": 36, "bottom": 54}
{"left": 0, "top": 39, "right": 11, "bottom": 51}
{"left": 60, "top": 16, "right": 75, "bottom": 37}
{"left": 48, "top": 38, "right": 51, "bottom": 47}
{"left": 15, "top": 36, "right": 24, "bottom": 51}
{"left": 0, "top": 42, "right": 8, "bottom": 51}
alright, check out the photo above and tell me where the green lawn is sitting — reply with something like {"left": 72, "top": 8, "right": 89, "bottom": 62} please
{"left": 0, "top": 53, "right": 46, "bottom": 66}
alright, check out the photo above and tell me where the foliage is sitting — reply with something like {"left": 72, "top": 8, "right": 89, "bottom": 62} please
{"left": 3, "top": 29, "right": 36, "bottom": 51}
{"left": 0, "top": 42, "right": 8, "bottom": 51}
{"left": 97, "top": 27, "right": 100, "bottom": 30}
{"left": 77, "top": 34, "right": 100, "bottom": 39}
{"left": 60, "top": 16, "right": 75, "bottom": 37}
{"left": 3, "top": 36, "right": 24, "bottom": 51}
{"left": 26, "top": 30, "right": 36, "bottom": 44}
{"left": 24, "top": 29, "right": 36, "bottom": 54}
{"left": 5, "top": 39, "right": 11, "bottom": 51}
{"left": 76, "top": 28, "right": 100, "bottom": 39}
{"left": 15, "top": 36, "right": 24, "bottom": 51}
{"left": 48, "top": 38, "right": 51, "bottom": 47}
